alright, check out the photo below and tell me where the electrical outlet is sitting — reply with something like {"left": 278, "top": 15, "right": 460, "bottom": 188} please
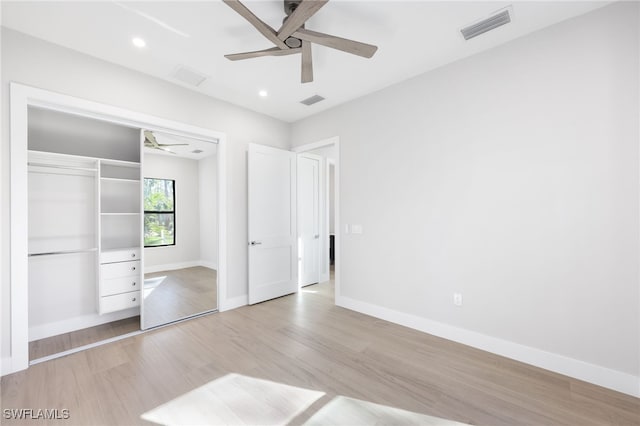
{"left": 453, "top": 293, "right": 463, "bottom": 307}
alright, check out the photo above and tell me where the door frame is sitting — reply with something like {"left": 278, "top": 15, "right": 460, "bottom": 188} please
{"left": 6, "top": 83, "right": 228, "bottom": 375}
{"left": 292, "top": 137, "right": 340, "bottom": 302}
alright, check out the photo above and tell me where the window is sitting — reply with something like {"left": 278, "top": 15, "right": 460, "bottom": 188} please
{"left": 144, "top": 178, "right": 175, "bottom": 247}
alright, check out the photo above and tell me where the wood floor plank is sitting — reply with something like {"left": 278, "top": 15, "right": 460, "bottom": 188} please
{"left": 2, "top": 277, "right": 639, "bottom": 426}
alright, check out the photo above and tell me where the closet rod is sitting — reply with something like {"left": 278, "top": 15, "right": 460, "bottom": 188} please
{"left": 28, "top": 248, "right": 97, "bottom": 257}
{"left": 27, "top": 162, "right": 97, "bottom": 172}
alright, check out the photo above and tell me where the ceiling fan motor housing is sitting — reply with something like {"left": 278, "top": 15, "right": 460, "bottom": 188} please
{"left": 283, "top": 1, "right": 303, "bottom": 48}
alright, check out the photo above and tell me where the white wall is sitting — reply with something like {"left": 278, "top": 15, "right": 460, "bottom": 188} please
{"left": 199, "top": 154, "right": 218, "bottom": 269}
{"left": 1, "top": 28, "right": 290, "bottom": 360}
{"left": 143, "top": 154, "right": 201, "bottom": 268}
{"left": 292, "top": 2, "right": 639, "bottom": 394}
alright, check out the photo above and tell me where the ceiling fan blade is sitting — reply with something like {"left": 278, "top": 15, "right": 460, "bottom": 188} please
{"left": 222, "top": 0, "right": 289, "bottom": 50}
{"left": 225, "top": 46, "right": 301, "bottom": 61}
{"left": 144, "top": 130, "right": 159, "bottom": 148}
{"left": 293, "top": 28, "right": 378, "bottom": 58}
{"left": 301, "top": 41, "right": 313, "bottom": 83}
{"left": 278, "top": 0, "right": 328, "bottom": 41}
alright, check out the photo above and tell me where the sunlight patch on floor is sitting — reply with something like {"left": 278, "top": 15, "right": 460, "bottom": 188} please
{"left": 142, "top": 374, "right": 466, "bottom": 426}
{"left": 304, "top": 396, "right": 465, "bottom": 425}
{"left": 141, "top": 373, "right": 325, "bottom": 425}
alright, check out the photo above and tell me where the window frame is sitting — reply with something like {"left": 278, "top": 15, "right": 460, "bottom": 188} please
{"left": 143, "top": 177, "right": 176, "bottom": 248}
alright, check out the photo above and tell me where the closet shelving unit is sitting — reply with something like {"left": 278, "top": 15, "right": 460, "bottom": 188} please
{"left": 27, "top": 148, "right": 143, "bottom": 327}
{"left": 98, "top": 159, "right": 142, "bottom": 314}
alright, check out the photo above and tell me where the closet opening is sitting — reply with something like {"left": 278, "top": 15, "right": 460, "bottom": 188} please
{"left": 24, "top": 107, "right": 219, "bottom": 362}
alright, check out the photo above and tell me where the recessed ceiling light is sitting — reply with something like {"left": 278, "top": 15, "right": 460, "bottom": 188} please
{"left": 259, "top": 90, "right": 268, "bottom": 97}
{"left": 132, "top": 37, "right": 146, "bottom": 48}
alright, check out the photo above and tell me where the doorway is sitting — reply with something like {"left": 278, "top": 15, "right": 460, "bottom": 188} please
{"left": 246, "top": 137, "right": 339, "bottom": 305}
{"left": 294, "top": 138, "right": 339, "bottom": 296}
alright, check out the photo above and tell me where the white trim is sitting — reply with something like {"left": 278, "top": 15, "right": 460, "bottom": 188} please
{"left": 292, "top": 136, "right": 339, "bottom": 153}
{"left": 217, "top": 137, "right": 228, "bottom": 312}
{"left": 1, "top": 357, "right": 14, "bottom": 377}
{"left": 143, "top": 260, "right": 217, "bottom": 274}
{"left": 221, "top": 295, "right": 249, "bottom": 311}
{"left": 336, "top": 295, "right": 640, "bottom": 398}
{"left": 29, "top": 309, "right": 139, "bottom": 342}
{"left": 10, "top": 83, "right": 30, "bottom": 374}
{"left": 200, "top": 260, "right": 218, "bottom": 270}
{"left": 7, "top": 83, "right": 229, "bottom": 376}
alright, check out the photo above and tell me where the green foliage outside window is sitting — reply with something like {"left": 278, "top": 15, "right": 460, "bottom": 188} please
{"left": 144, "top": 178, "right": 175, "bottom": 247}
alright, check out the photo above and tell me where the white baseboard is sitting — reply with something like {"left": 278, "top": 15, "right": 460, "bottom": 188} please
{"left": 199, "top": 260, "right": 218, "bottom": 270}
{"left": 220, "top": 295, "right": 248, "bottom": 312}
{"left": 336, "top": 295, "right": 640, "bottom": 398}
{"left": 29, "top": 308, "right": 139, "bottom": 342}
{"left": 144, "top": 260, "right": 201, "bottom": 274}
{"left": 144, "top": 260, "right": 217, "bottom": 274}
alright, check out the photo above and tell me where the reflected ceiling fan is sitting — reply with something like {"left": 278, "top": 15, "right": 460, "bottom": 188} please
{"left": 144, "top": 130, "right": 188, "bottom": 154}
{"left": 223, "top": 0, "right": 378, "bottom": 83}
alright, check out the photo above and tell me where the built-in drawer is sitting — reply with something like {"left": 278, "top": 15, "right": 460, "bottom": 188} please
{"left": 100, "top": 248, "right": 141, "bottom": 264}
{"left": 100, "top": 275, "right": 140, "bottom": 297}
{"left": 100, "top": 291, "right": 140, "bottom": 315}
{"left": 100, "top": 260, "right": 140, "bottom": 280}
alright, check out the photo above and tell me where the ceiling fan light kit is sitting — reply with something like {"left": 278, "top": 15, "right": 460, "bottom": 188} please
{"left": 223, "top": 0, "right": 378, "bottom": 84}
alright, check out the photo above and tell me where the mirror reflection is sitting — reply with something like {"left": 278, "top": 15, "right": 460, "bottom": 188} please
{"left": 142, "top": 130, "right": 218, "bottom": 329}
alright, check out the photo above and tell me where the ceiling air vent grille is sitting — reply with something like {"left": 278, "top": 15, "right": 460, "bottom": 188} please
{"left": 172, "top": 65, "right": 208, "bottom": 87}
{"left": 461, "top": 9, "right": 511, "bottom": 40}
{"left": 300, "top": 95, "right": 325, "bottom": 106}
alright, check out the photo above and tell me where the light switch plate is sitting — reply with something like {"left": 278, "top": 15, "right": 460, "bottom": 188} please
{"left": 351, "top": 224, "right": 363, "bottom": 234}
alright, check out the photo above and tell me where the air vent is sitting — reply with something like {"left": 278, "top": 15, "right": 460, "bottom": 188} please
{"left": 191, "top": 149, "right": 204, "bottom": 154}
{"left": 461, "top": 9, "right": 511, "bottom": 40}
{"left": 300, "top": 95, "right": 325, "bottom": 106}
{"left": 172, "top": 65, "right": 208, "bottom": 87}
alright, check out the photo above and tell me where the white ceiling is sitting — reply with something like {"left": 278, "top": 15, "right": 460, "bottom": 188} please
{"left": 144, "top": 130, "right": 218, "bottom": 159}
{"left": 2, "top": 1, "right": 609, "bottom": 123}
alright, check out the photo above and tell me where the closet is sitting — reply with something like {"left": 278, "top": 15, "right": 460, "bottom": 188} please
{"left": 27, "top": 107, "right": 142, "bottom": 343}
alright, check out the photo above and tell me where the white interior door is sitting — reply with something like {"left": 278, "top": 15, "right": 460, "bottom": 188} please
{"left": 248, "top": 143, "right": 297, "bottom": 304}
{"left": 297, "top": 154, "right": 321, "bottom": 286}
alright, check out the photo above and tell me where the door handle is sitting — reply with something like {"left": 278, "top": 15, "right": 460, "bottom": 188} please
{"left": 314, "top": 235, "right": 319, "bottom": 239}
{"left": 250, "top": 241, "right": 262, "bottom": 246}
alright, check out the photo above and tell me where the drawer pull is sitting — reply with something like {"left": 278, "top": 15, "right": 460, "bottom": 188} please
{"left": 132, "top": 266, "right": 136, "bottom": 271}
{"left": 131, "top": 253, "right": 136, "bottom": 258}
{"left": 132, "top": 297, "right": 136, "bottom": 302}
{"left": 132, "top": 282, "right": 136, "bottom": 286}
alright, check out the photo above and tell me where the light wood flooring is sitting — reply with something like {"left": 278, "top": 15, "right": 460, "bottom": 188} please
{"left": 143, "top": 266, "right": 217, "bottom": 329}
{"left": 3, "top": 277, "right": 639, "bottom": 425}
{"left": 28, "top": 316, "right": 140, "bottom": 361}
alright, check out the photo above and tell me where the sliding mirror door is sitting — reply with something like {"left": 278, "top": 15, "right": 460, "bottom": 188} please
{"left": 141, "top": 130, "right": 218, "bottom": 329}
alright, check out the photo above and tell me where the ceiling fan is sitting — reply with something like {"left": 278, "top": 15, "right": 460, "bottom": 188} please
{"left": 223, "top": 0, "right": 378, "bottom": 83}
{"left": 143, "top": 130, "right": 188, "bottom": 154}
